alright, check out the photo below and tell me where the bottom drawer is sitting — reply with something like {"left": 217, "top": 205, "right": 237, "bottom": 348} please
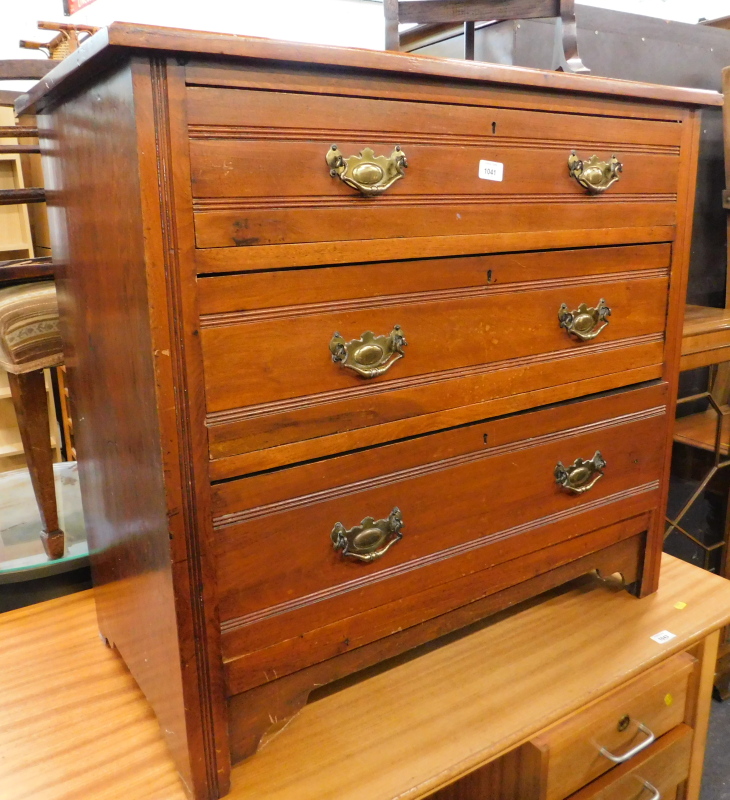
{"left": 215, "top": 383, "right": 669, "bottom": 693}
{"left": 567, "top": 724, "right": 693, "bottom": 800}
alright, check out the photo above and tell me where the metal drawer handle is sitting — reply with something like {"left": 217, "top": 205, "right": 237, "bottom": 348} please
{"left": 568, "top": 151, "right": 623, "bottom": 194}
{"left": 599, "top": 721, "right": 656, "bottom": 763}
{"left": 327, "top": 144, "right": 407, "bottom": 196}
{"left": 330, "top": 326, "right": 407, "bottom": 379}
{"left": 555, "top": 451, "right": 606, "bottom": 495}
{"left": 558, "top": 298, "right": 611, "bottom": 341}
{"left": 331, "top": 508, "right": 404, "bottom": 563}
{"left": 639, "top": 780, "right": 661, "bottom": 800}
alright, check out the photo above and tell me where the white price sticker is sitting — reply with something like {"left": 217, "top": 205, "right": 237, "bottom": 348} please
{"left": 478, "top": 160, "right": 504, "bottom": 182}
{"left": 650, "top": 630, "right": 677, "bottom": 644}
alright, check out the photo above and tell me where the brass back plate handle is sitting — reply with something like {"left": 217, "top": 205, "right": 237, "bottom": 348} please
{"left": 568, "top": 151, "right": 623, "bottom": 194}
{"left": 331, "top": 508, "right": 404, "bottom": 563}
{"left": 558, "top": 299, "right": 611, "bottom": 341}
{"left": 330, "top": 325, "right": 407, "bottom": 379}
{"left": 555, "top": 451, "right": 606, "bottom": 495}
{"left": 327, "top": 144, "right": 407, "bottom": 196}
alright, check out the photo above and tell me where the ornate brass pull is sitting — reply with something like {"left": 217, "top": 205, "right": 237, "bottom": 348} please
{"left": 326, "top": 144, "right": 407, "bottom": 196}
{"left": 555, "top": 451, "right": 606, "bottom": 495}
{"left": 331, "top": 508, "right": 404, "bottom": 563}
{"left": 330, "top": 326, "right": 407, "bottom": 379}
{"left": 558, "top": 299, "right": 611, "bottom": 341}
{"left": 568, "top": 151, "right": 623, "bottom": 194}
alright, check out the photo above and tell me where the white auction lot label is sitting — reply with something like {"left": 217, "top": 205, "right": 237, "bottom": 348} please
{"left": 650, "top": 630, "right": 677, "bottom": 644}
{"left": 478, "top": 160, "right": 504, "bottom": 181}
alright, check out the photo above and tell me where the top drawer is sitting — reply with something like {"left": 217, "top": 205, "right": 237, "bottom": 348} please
{"left": 187, "top": 87, "right": 682, "bottom": 256}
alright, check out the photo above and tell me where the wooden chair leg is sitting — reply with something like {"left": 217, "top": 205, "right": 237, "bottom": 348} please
{"left": 553, "top": 0, "right": 590, "bottom": 74}
{"left": 7, "top": 370, "right": 64, "bottom": 559}
{"left": 383, "top": 0, "right": 400, "bottom": 51}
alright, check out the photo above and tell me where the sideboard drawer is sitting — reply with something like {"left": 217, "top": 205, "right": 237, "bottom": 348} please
{"left": 215, "top": 384, "right": 668, "bottom": 691}
{"left": 201, "top": 244, "right": 669, "bottom": 460}
{"left": 533, "top": 653, "right": 694, "bottom": 800}
{"left": 565, "top": 723, "right": 693, "bottom": 800}
{"left": 188, "top": 86, "right": 681, "bottom": 251}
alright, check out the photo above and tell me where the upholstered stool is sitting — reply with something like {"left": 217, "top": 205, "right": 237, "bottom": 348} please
{"left": 0, "top": 281, "right": 65, "bottom": 559}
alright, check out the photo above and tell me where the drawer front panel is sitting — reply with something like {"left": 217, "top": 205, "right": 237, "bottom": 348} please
{"left": 190, "top": 140, "right": 678, "bottom": 202}
{"left": 199, "top": 244, "right": 671, "bottom": 459}
{"left": 202, "top": 274, "right": 668, "bottom": 413}
{"left": 188, "top": 87, "right": 681, "bottom": 251}
{"left": 213, "top": 385, "right": 667, "bottom": 655}
{"left": 200, "top": 245, "right": 670, "bottom": 461}
{"left": 187, "top": 86, "right": 683, "bottom": 150}
{"left": 566, "top": 723, "right": 692, "bottom": 800}
{"left": 535, "top": 653, "right": 694, "bottom": 800}
{"left": 198, "top": 244, "right": 671, "bottom": 315}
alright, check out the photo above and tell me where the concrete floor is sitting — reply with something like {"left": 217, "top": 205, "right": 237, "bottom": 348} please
{"left": 702, "top": 699, "right": 730, "bottom": 799}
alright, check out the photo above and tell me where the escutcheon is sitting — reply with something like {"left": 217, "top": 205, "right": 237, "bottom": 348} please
{"left": 558, "top": 299, "right": 611, "bottom": 341}
{"left": 555, "top": 451, "right": 607, "bottom": 495}
{"left": 330, "top": 325, "right": 407, "bottom": 378}
{"left": 568, "top": 151, "right": 623, "bottom": 194}
{"left": 326, "top": 144, "right": 407, "bottom": 196}
{"left": 331, "top": 508, "right": 404, "bottom": 563}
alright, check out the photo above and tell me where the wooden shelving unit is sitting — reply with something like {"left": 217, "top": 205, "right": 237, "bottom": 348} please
{"left": 679, "top": 304, "right": 730, "bottom": 372}
{"left": 674, "top": 408, "right": 730, "bottom": 454}
{"left": 0, "top": 106, "right": 60, "bottom": 473}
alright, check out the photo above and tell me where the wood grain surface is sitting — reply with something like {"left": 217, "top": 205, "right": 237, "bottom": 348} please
{"left": 1, "top": 554, "right": 729, "bottom": 800}
{"left": 680, "top": 304, "right": 730, "bottom": 371}
{"left": 16, "top": 22, "right": 722, "bottom": 117}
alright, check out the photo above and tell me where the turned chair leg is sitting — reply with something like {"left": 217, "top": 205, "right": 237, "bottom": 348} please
{"left": 7, "top": 370, "right": 64, "bottom": 559}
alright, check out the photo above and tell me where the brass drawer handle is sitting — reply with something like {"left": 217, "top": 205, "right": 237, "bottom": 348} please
{"left": 568, "top": 151, "right": 623, "bottom": 194}
{"left": 326, "top": 144, "right": 407, "bottom": 196}
{"left": 599, "top": 721, "right": 656, "bottom": 763}
{"left": 555, "top": 451, "right": 606, "bottom": 495}
{"left": 331, "top": 508, "right": 404, "bottom": 563}
{"left": 639, "top": 781, "right": 661, "bottom": 800}
{"left": 558, "top": 298, "right": 611, "bottom": 341}
{"left": 330, "top": 326, "right": 407, "bottom": 379}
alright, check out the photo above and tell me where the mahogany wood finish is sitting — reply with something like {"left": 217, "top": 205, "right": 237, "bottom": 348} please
{"left": 0, "top": 60, "right": 55, "bottom": 80}
{"left": 18, "top": 23, "right": 711, "bottom": 799}
{"left": 0, "top": 125, "right": 40, "bottom": 138}
{"left": 0, "top": 256, "right": 53, "bottom": 281}
{"left": 0, "top": 187, "right": 45, "bottom": 205}
{"left": 0, "top": 145, "right": 40, "bottom": 154}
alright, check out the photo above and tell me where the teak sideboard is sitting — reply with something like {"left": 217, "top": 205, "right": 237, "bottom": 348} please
{"left": 17, "top": 23, "right": 721, "bottom": 799}
{"left": 1, "top": 554, "right": 729, "bottom": 800}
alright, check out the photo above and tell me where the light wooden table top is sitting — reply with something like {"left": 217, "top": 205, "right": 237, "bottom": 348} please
{"left": 2, "top": 554, "right": 730, "bottom": 800}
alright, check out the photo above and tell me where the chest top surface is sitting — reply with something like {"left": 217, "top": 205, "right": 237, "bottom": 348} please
{"left": 16, "top": 22, "right": 722, "bottom": 116}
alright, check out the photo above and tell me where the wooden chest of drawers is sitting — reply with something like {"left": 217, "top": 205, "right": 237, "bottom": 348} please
{"left": 18, "top": 23, "right": 720, "bottom": 800}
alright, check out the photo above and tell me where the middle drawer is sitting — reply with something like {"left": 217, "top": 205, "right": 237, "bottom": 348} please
{"left": 200, "top": 243, "right": 670, "bottom": 468}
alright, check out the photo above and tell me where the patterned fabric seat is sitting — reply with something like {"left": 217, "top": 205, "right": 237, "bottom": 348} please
{"left": 0, "top": 282, "right": 63, "bottom": 374}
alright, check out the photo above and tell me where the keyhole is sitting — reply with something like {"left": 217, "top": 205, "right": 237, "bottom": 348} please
{"left": 487, "top": 269, "right": 493, "bottom": 283}
{"left": 483, "top": 433, "right": 489, "bottom": 445}
{"left": 617, "top": 714, "right": 631, "bottom": 732}
{"left": 492, "top": 121, "right": 497, "bottom": 134}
